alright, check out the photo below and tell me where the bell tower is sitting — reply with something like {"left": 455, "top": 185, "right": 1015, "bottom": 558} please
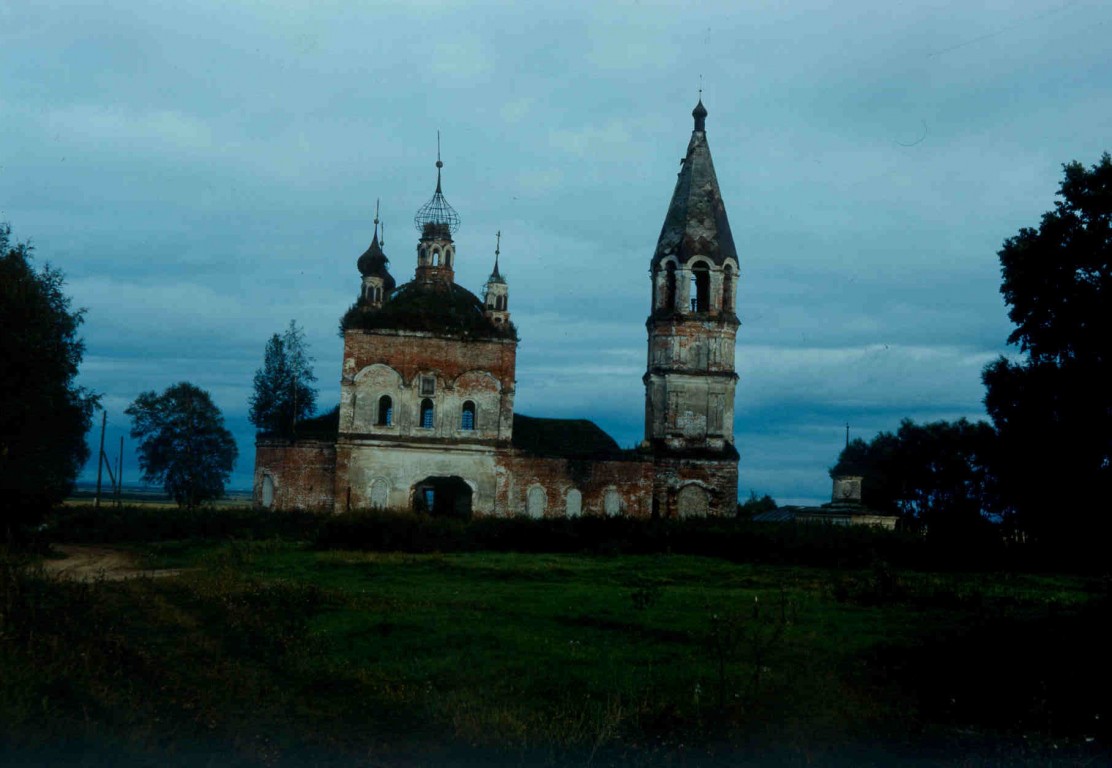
{"left": 644, "top": 99, "right": 740, "bottom": 517}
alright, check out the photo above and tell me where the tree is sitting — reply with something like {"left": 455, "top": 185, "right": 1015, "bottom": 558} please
{"left": 737, "top": 491, "right": 777, "bottom": 519}
{"left": 126, "top": 382, "right": 238, "bottom": 510}
{"left": 248, "top": 320, "right": 317, "bottom": 436}
{"left": 982, "top": 153, "right": 1112, "bottom": 545}
{"left": 831, "top": 419, "right": 997, "bottom": 542}
{"left": 0, "top": 223, "right": 99, "bottom": 535}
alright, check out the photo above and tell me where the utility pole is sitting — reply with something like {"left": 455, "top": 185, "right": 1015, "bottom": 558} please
{"left": 94, "top": 410, "right": 107, "bottom": 510}
{"left": 116, "top": 436, "right": 124, "bottom": 508}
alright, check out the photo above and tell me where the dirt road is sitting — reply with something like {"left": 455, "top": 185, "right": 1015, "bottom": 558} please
{"left": 43, "top": 545, "right": 185, "bottom": 582}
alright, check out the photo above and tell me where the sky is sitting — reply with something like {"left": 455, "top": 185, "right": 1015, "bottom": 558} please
{"left": 2, "top": 0, "right": 1109, "bottom": 504}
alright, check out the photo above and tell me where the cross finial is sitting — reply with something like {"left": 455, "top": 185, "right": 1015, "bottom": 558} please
{"left": 698, "top": 74, "right": 703, "bottom": 100}
{"left": 380, "top": 221, "right": 385, "bottom": 249}
{"left": 373, "top": 198, "right": 380, "bottom": 241}
{"left": 495, "top": 230, "right": 501, "bottom": 257}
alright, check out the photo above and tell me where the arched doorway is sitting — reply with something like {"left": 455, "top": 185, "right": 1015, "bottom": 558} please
{"left": 412, "top": 476, "right": 473, "bottom": 519}
{"left": 676, "top": 484, "right": 710, "bottom": 518}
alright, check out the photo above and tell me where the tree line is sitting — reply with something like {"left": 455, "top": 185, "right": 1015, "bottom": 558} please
{"left": 832, "top": 154, "right": 1111, "bottom": 552}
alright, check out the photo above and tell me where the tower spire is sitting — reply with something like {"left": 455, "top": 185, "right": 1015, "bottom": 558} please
{"left": 483, "top": 230, "right": 509, "bottom": 325}
{"left": 436, "top": 130, "right": 443, "bottom": 194}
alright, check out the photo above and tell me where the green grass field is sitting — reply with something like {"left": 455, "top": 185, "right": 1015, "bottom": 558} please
{"left": 2, "top": 538, "right": 1109, "bottom": 766}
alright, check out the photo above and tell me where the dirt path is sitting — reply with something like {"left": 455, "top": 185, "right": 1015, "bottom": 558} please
{"left": 43, "top": 545, "right": 186, "bottom": 582}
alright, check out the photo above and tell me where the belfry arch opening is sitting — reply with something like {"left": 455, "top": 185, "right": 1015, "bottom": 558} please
{"left": 664, "top": 263, "right": 677, "bottom": 310}
{"left": 691, "top": 264, "right": 710, "bottom": 312}
{"left": 412, "top": 476, "right": 472, "bottom": 519}
{"left": 722, "top": 266, "right": 735, "bottom": 313}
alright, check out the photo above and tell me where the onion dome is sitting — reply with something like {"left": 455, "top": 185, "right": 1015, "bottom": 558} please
{"left": 413, "top": 135, "right": 460, "bottom": 239}
{"left": 692, "top": 98, "right": 707, "bottom": 132}
{"left": 356, "top": 218, "right": 396, "bottom": 291}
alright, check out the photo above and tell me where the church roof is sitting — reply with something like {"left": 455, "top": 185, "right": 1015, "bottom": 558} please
{"left": 652, "top": 99, "right": 738, "bottom": 269}
{"left": 511, "top": 414, "right": 628, "bottom": 459}
{"left": 341, "top": 278, "right": 517, "bottom": 340}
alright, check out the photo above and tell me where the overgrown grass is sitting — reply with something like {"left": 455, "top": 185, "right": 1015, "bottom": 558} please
{"left": 2, "top": 540, "right": 1109, "bottom": 766}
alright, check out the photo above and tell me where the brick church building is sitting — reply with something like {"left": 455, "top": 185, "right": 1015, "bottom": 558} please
{"left": 254, "top": 99, "right": 740, "bottom": 518}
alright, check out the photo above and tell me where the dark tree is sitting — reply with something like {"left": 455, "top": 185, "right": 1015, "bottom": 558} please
{"left": 126, "top": 382, "right": 238, "bottom": 510}
{"left": 831, "top": 419, "right": 996, "bottom": 542}
{"left": 0, "top": 223, "right": 99, "bottom": 535}
{"left": 248, "top": 320, "right": 317, "bottom": 436}
{"left": 737, "top": 491, "right": 777, "bottom": 518}
{"left": 982, "top": 153, "right": 1112, "bottom": 545}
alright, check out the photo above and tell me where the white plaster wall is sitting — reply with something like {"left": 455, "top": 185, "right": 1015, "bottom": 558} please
{"left": 343, "top": 441, "right": 500, "bottom": 514}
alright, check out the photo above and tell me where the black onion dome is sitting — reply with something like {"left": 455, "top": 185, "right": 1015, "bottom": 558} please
{"left": 356, "top": 232, "right": 396, "bottom": 291}
{"left": 692, "top": 98, "right": 707, "bottom": 131}
{"left": 341, "top": 279, "right": 516, "bottom": 340}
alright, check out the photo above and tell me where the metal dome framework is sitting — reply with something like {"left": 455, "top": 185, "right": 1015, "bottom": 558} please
{"left": 414, "top": 136, "right": 461, "bottom": 237}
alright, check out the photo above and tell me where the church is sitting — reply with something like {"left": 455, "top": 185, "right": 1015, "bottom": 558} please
{"left": 254, "top": 99, "right": 740, "bottom": 518}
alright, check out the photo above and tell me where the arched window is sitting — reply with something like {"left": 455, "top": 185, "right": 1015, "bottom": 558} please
{"left": 604, "top": 489, "right": 621, "bottom": 517}
{"left": 432, "top": 249, "right": 440, "bottom": 266}
{"left": 376, "top": 395, "right": 392, "bottom": 426}
{"left": 691, "top": 264, "right": 710, "bottom": 312}
{"left": 261, "top": 475, "right": 275, "bottom": 508}
{"left": 665, "top": 263, "right": 677, "bottom": 310}
{"left": 526, "top": 485, "right": 547, "bottom": 518}
{"left": 370, "top": 479, "right": 389, "bottom": 510}
{"left": 420, "top": 398, "right": 435, "bottom": 429}
{"left": 565, "top": 488, "right": 582, "bottom": 517}
{"left": 418, "top": 246, "right": 428, "bottom": 265}
{"left": 461, "top": 401, "right": 476, "bottom": 431}
{"left": 722, "top": 266, "right": 734, "bottom": 312}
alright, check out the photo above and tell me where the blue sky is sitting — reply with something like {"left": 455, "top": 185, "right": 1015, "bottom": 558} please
{"left": 2, "top": 0, "right": 1109, "bottom": 504}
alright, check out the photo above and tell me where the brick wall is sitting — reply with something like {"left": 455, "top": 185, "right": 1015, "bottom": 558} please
{"left": 254, "top": 439, "right": 337, "bottom": 512}
{"left": 651, "top": 455, "right": 738, "bottom": 518}
{"left": 495, "top": 452, "right": 655, "bottom": 518}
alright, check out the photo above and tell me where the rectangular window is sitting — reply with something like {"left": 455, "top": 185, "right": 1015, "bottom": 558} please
{"left": 420, "top": 376, "right": 436, "bottom": 396}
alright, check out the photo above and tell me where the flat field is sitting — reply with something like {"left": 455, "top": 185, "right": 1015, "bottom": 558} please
{"left": 1, "top": 539, "right": 1108, "bottom": 766}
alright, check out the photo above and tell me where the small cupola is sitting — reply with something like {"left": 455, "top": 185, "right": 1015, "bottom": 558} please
{"left": 413, "top": 133, "right": 460, "bottom": 284}
{"left": 357, "top": 200, "right": 395, "bottom": 307}
{"left": 483, "top": 231, "right": 510, "bottom": 326}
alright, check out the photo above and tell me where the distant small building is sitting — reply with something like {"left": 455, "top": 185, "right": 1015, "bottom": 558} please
{"left": 753, "top": 475, "right": 898, "bottom": 529}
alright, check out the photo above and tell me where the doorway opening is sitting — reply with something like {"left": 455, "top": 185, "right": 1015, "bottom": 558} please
{"left": 412, "top": 476, "right": 473, "bottom": 519}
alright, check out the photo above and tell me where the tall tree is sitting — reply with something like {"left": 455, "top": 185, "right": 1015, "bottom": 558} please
{"left": 982, "top": 153, "right": 1112, "bottom": 545}
{"left": 0, "top": 223, "right": 99, "bottom": 535}
{"left": 248, "top": 321, "right": 317, "bottom": 436}
{"left": 831, "top": 419, "right": 996, "bottom": 542}
{"left": 126, "top": 382, "right": 238, "bottom": 510}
